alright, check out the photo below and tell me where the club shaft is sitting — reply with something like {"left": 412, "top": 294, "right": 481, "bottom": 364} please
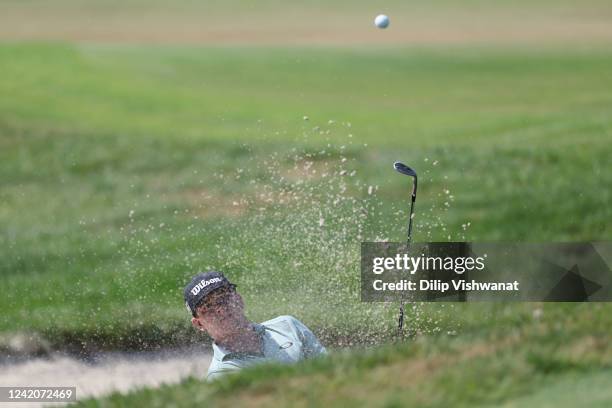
{"left": 407, "top": 195, "right": 415, "bottom": 243}
{"left": 397, "top": 303, "right": 405, "bottom": 333}
{"left": 398, "top": 171, "right": 417, "bottom": 338}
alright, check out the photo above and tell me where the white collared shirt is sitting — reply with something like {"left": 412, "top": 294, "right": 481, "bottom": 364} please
{"left": 207, "top": 315, "right": 326, "bottom": 381}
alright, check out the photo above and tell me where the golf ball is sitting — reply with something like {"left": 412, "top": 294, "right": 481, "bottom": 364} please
{"left": 374, "top": 14, "right": 390, "bottom": 29}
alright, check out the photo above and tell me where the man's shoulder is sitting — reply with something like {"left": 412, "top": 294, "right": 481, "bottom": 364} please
{"left": 261, "top": 315, "right": 304, "bottom": 331}
{"left": 261, "top": 315, "right": 326, "bottom": 357}
{"left": 261, "top": 314, "right": 299, "bottom": 325}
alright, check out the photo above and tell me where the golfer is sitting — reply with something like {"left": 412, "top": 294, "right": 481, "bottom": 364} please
{"left": 184, "top": 271, "right": 327, "bottom": 381}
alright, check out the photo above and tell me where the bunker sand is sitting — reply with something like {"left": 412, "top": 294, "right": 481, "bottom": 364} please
{"left": 0, "top": 347, "right": 211, "bottom": 407}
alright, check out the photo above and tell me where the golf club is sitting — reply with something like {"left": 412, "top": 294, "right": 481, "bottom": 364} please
{"left": 393, "top": 161, "right": 418, "bottom": 337}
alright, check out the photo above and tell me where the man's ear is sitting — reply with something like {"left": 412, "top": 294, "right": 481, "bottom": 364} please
{"left": 192, "top": 316, "right": 205, "bottom": 332}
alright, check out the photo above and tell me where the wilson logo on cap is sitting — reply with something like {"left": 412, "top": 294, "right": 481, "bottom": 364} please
{"left": 190, "top": 277, "right": 222, "bottom": 296}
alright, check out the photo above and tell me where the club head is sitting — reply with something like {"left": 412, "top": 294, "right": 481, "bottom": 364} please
{"left": 393, "top": 161, "right": 417, "bottom": 178}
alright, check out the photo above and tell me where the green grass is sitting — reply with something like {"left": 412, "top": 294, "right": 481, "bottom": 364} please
{"left": 1, "top": 43, "right": 611, "bottom": 351}
{"left": 0, "top": 40, "right": 611, "bottom": 405}
{"left": 3, "top": 43, "right": 612, "bottom": 146}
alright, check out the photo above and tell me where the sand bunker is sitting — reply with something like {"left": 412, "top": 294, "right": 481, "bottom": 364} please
{"left": 0, "top": 346, "right": 211, "bottom": 407}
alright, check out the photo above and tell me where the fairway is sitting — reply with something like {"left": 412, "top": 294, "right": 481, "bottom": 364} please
{"left": 1, "top": 0, "right": 612, "bottom": 406}
{"left": 1, "top": 42, "right": 611, "bottom": 348}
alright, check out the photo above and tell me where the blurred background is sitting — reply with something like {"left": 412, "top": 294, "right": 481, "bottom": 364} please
{"left": 0, "top": 0, "right": 611, "bottom": 406}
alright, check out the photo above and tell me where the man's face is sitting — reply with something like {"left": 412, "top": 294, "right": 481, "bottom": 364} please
{"left": 191, "top": 286, "right": 245, "bottom": 340}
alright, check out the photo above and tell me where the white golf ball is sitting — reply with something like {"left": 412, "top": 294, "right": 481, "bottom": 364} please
{"left": 374, "top": 14, "right": 390, "bottom": 29}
